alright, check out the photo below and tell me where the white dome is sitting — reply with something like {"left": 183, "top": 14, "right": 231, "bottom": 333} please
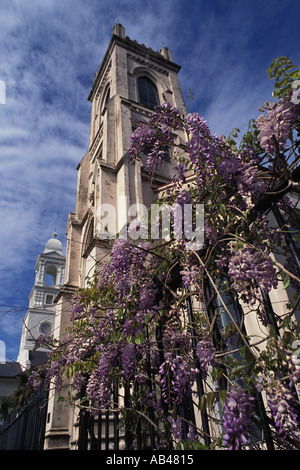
{"left": 44, "top": 232, "right": 63, "bottom": 253}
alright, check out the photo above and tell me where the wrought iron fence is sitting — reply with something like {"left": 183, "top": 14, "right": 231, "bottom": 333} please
{"left": 0, "top": 390, "right": 48, "bottom": 450}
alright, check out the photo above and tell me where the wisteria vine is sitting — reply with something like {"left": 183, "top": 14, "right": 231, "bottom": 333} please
{"left": 29, "top": 57, "right": 300, "bottom": 450}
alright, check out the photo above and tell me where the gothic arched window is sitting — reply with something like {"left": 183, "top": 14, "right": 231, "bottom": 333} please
{"left": 138, "top": 76, "right": 158, "bottom": 109}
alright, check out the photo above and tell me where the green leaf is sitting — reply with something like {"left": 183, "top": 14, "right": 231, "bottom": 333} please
{"left": 231, "top": 363, "right": 248, "bottom": 376}
{"left": 134, "top": 334, "right": 144, "bottom": 345}
{"left": 218, "top": 390, "right": 227, "bottom": 407}
{"left": 145, "top": 312, "right": 151, "bottom": 324}
{"left": 206, "top": 391, "right": 215, "bottom": 409}
{"left": 199, "top": 392, "right": 216, "bottom": 410}
{"left": 210, "top": 366, "right": 224, "bottom": 383}
{"left": 219, "top": 204, "right": 227, "bottom": 218}
{"left": 283, "top": 274, "right": 290, "bottom": 289}
{"left": 199, "top": 394, "right": 207, "bottom": 410}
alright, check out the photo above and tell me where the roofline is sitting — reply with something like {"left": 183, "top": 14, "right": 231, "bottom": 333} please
{"left": 88, "top": 30, "right": 181, "bottom": 103}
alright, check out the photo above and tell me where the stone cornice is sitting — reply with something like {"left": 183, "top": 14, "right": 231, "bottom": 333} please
{"left": 127, "top": 52, "right": 169, "bottom": 76}
{"left": 54, "top": 283, "right": 78, "bottom": 302}
{"left": 88, "top": 33, "right": 180, "bottom": 103}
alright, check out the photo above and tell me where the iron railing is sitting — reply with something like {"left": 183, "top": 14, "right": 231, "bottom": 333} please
{"left": 0, "top": 390, "right": 48, "bottom": 450}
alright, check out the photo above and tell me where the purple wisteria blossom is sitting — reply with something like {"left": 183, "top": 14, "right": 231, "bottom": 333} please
{"left": 223, "top": 387, "right": 255, "bottom": 450}
{"left": 216, "top": 242, "right": 278, "bottom": 305}
{"left": 174, "top": 162, "right": 187, "bottom": 183}
{"left": 167, "top": 415, "right": 183, "bottom": 440}
{"left": 196, "top": 338, "right": 216, "bottom": 375}
{"left": 121, "top": 343, "right": 136, "bottom": 379}
{"left": 26, "top": 371, "right": 43, "bottom": 391}
{"left": 159, "top": 354, "right": 198, "bottom": 407}
{"left": 86, "top": 351, "right": 113, "bottom": 409}
{"left": 266, "top": 378, "right": 300, "bottom": 444}
{"left": 257, "top": 95, "right": 300, "bottom": 154}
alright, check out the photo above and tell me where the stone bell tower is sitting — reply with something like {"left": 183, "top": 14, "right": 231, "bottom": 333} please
{"left": 63, "top": 22, "right": 187, "bottom": 293}
{"left": 44, "top": 23, "right": 187, "bottom": 450}
{"left": 17, "top": 233, "right": 65, "bottom": 370}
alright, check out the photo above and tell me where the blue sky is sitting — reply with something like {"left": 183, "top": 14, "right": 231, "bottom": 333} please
{"left": 0, "top": 0, "right": 299, "bottom": 362}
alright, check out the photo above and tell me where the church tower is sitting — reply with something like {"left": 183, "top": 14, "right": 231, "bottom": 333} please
{"left": 44, "top": 24, "right": 187, "bottom": 450}
{"left": 63, "top": 22, "right": 187, "bottom": 293}
{"left": 17, "top": 233, "right": 65, "bottom": 370}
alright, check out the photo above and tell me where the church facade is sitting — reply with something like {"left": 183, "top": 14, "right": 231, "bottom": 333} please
{"left": 43, "top": 23, "right": 189, "bottom": 450}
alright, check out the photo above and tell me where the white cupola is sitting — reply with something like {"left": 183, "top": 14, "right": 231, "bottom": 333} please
{"left": 17, "top": 233, "right": 66, "bottom": 369}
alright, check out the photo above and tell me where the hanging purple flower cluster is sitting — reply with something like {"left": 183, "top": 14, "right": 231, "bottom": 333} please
{"left": 222, "top": 386, "right": 255, "bottom": 450}
{"left": 130, "top": 125, "right": 156, "bottom": 155}
{"left": 174, "top": 161, "right": 187, "bottom": 183}
{"left": 257, "top": 94, "right": 300, "bottom": 154}
{"left": 255, "top": 336, "right": 300, "bottom": 448}
{"left": 180, "top": 263, "right": 201, "bottom": 288}
{"left": 266, "top": 378, "right": 300, "bottom": 445}
{"left": 216, "top": 242, "right": 278, "bottom": 305}
{"left": 159, "top": 353, "right": 198, "bottom": 406}
{"left": 167, "top": 415, "right": 183, "bottom": 440}
{"left": 196, "top": 338, "right": 216, "bottom": 376}
{"left": 86, "top": 351, "right": 113, "bottom": 410}
{"left": 121, "top": 343, "right": 136, "bottom": 379}
{"left": 99, "top": 238, "right": 157, "bottom": 305}
{"left": 262, "top": 340, "right": 300, "bottom": 446}
{"left": 129, "top": 102, "right": 184, "bottom": 178}
{"left": 27, "top": 370, "right": 43, "bottom": 391}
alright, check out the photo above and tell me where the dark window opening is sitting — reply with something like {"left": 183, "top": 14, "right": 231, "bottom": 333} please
{"left": 138, "top": 77, "right": 158, "bottom": 109}
{"left": 102, "top": 87, "right": 110, "bottom": 114}
{"left": 45, "top": 294, "right": 53, "bottom": 305}
{"left": 105, "top": 88, "right": 110, "bottom": 106}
